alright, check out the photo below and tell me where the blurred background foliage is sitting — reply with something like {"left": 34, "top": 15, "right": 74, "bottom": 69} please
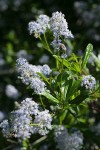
{"left": 0, "top": 0, "right": 100, "bottom": 149}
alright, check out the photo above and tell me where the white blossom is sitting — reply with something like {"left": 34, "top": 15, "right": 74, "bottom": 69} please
{"left": 33, "top": 110, "right": 52, "bottom": 135}
{"left": 28, "top": 15, "right": 50, "bottom": 38}
{"left": 30, "top": 77, "right": 46, "bottom": 94}
{"left": 54, "top": 126, "right": 83, "bottom": 150}
{"left": 5, "top": 84, "right": 19, "bottom": 99}
{"left": 81, "top": 75, "right": 96, "bottom": 90}
{"left": 0, "top": 120, "right": 10, "bottom": 138}
{"left": 0, "top": 98, "right": 52, "bottom": 139}
{"left": 42, "top": 64, "right": 52, "bottom": 76}
{"left": 50, "top": 11, "right": 73, "bottom": 39}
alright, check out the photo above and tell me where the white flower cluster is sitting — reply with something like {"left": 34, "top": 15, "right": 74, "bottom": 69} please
{"left": 16, "top": 58, "right": 51, "bottom": 94}
{"left": 28, "top": 12, "right": 73, "bottom": 53}
{"left": 5, "top": 84, "right": 19, "bottom": 99}
{"left": 0, "top": 98, "right": 52, "bottom": 139}
{"left": 50, "top": 11, "right": 73, "bottom": 39}
{"left": 50, "top": 12, "right": 73, "bottom": 52}
{"left": 51, "top": 38, "right": 62, "bottom": 51}
{"left": 54, "top": 126, "right": 83, "bottom": 150}
{"left": 28, "top": 15, "right": 50, "bottom": 38}
{"left": 30, "top": 77, "right": 46, "bottom": 94}
{"left": 0, "top": 120, "right": 10, "bottom": 138}
{"left": 33, "top": 110, "right": 52, "bottom": 135}
{"left": 81, "top": 75, "right": 96, "bottom": 90}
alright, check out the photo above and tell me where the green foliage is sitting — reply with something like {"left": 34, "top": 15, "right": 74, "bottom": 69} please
{"left": 0, "top": 2, "right": 100, "bottom": 149}
{"left": 82, "top": 44, "right": 93, "bottom": 69}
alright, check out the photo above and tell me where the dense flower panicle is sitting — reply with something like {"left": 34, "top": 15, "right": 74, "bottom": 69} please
{"left": 0, "top": 98, "right": 39, "bottom": 139}
{"left": 16, "top": 58, "right": 28, "bottom": 67}
{"left": 5, "top": 84, "right": 19, "bottom": 99}
{"left": 28, "top": 15, "right": 50, "bottom": 38}
{"left": 51, "top": 38, "right": 62, "bottom": 51}
{"left": 54, "top": 126, "right": 83, "bottom": 150}
{"left": 54, "top": 126, "right": 69, "bottom": 150}
{"left": 37, "top": 15, "right": 50, "bottom": 30}
{"left": 0, "top": 120, "right": 10, "bottom": 138}
{"left": 33, "top": 110, "right": 52, "bottom": 135}
{"left": 67, "top": 131, "right": 83, "bottom": 150}
{"left": 30, "top": 77, "right": 46, "bottom": 94}
{"left": 28, "top": 22, "right": 41, "bottom": 37}
{"left": 0, "top": 98, "right": 52, "bottom": 139}
{"left": 42, "top": 64, "right": 52, "bottom": 76}
{"left": 16, "top": 58, "right": 51, "bottom": 91}
{"left": 54, "top": 126, "right": 68, "bottom": 150}
{"left": 81, "top": 75, "right": 96, "bottom": 90}
{"left": 10, "top": 109, "right": 32, "bottom": 139}
{"left": 50, "top": 11, "right": 73, "bottom": 39}
{"left": 21, "top": 98, "right": 39, "bottom": 115}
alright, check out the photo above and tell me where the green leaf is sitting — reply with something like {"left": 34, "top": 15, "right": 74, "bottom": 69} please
{"left": 69, "top": 91, "right": 89, "bottom": 104}
{"left": 53, "top": 55, "right": 81, "bottom": 73}
{"left": 68, "top": 107, "right": 77, "bottom": 118}
{"left": 91, "top": 53, "right": 100, "bottom": 68}
{"left": 66, "top": 79, "right": 81, "bottom": 101}
{"left": 82, "top": 43, "right": 93, "bottom": 69}
{"left": 70, "top": 62, "right": 81, "bottom": 73}
{"left": 66, "top": 40, "right": 74, "bottom": 50}
{"left": 59, "top": 110, "right": 67, "bottom": 124}
{"left": 53, "top": 55, "right": 71, "bottom": 68}
{"left": 37, "top": 72, "right": 50, "bottom": 85}
{"left": 41, "top": 91, "right": 59, "bottom": 104}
